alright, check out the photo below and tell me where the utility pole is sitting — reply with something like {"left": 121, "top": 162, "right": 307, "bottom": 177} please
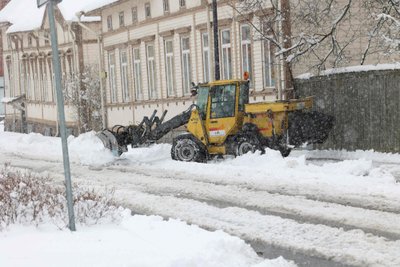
{"left": 276, "top": 0, "right": 284, "bottom": 100}
{"left": 76, "top": 12, "right": 107, "bottom": 130}
{"left": 212, "top": 0, "right": 220, "bottom": 81}
{"left": 38, "top": 0, "right": 76, "bottom": 231}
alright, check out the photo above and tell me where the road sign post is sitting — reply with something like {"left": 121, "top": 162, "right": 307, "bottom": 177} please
{"left": 41, "top": 0, "right": 76, "bottom": 231}
{"left": 37, "top": 0, "right": 61, "bottom": 8}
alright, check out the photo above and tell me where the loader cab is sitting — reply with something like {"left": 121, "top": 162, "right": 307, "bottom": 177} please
{"left": 197, "top": 80, "right": 249, "bottom": 147}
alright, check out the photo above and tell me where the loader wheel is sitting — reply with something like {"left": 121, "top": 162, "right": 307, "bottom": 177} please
{"left": 237, "top": 140, "right": 255, "bottom": 155}
{"left": 235, "top": 135, "right": 264, "bottom": 156}
{"left": 171, "top": 135, "right": 206, "bottom": 163}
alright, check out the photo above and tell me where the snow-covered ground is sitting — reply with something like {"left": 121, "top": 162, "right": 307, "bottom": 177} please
{"left": 0, "top": 212, "right": 292, "bottom": 267}
{"left": 0, "top": 124, "right": 295, "bottom": 267}
{"left": 0, "top": 125, "right": 400, "bottom": 266}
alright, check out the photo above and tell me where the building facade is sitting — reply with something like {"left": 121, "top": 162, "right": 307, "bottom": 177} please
{"left": 0, "top": 3, "right": 101, "bottom": 134}
{"left": 0, "top": 0, "right": 10, "bottom": 119}
{"left": 1, "top": 0, "right": 397, "bottom": 136}
{"left": 86, "top": 0, "right": 278, "bottom": 128}
{"left": 0, "top": 77, "right": 3, "bottom": 118}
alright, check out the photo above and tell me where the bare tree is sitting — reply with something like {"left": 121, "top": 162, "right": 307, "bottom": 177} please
{"left": 360, "top": 0, "right": 400, "bottom": 64}
{"left": 230, "top": 0, "right": 354, "bottom": 77}
{"left": 232, "top": 0, "right": 400, "bottom": 76}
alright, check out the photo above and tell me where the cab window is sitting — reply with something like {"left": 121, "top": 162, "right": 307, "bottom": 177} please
{"left": 196, "top": 87, "right": 209, "bottom": 120}
{"left": 210, "top": 84, "right": 236, "bottom": 118}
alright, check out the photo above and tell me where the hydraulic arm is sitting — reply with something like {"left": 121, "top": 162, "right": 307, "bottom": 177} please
{"left": 96, "top": 105, "right": 194, "bottom": 156}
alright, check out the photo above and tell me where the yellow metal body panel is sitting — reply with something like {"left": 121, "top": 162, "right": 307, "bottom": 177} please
{"left": 244, "top": 97, "right": 313, "bottom": 138}
{"left": 245, "top": 97, "right": 313, "bottom": 114}
{"left": 244, "top": 112, "right": 287, "bottom": 138}
{"left": 206, "top": 117, "right": 238, "bottom": 144}
{"left": 187, "top": 109, "right": 208, "bottom": 146}
{"left": 207, "top": 145, "right": 226, "bottom": 155}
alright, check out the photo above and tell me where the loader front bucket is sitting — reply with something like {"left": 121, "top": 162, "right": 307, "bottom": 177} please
{"left": 288, "top": 111, "right": 334, "bottom": 147}
{"left": 96, "top": 129, "right": 128, "bottom": 156}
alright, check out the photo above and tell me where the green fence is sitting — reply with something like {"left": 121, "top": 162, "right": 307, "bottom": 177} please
{"left": 294, "top": 69, "right": 400, "bottom": 153}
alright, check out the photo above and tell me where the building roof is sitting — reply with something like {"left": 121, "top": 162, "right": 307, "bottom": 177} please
{"left": 0, "top": 0, "right": 114, "bottom": 33}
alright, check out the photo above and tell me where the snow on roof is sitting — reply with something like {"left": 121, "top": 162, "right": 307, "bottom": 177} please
{"left": 58, "top": 0, "right": 119, "bottom": 22}
{"left": 297, "top": 62, "right": 400, "bottom": 79}
{"left": 81, "top": 0, "right": 120, "bottom": 14}
{"left": 0, "top": 0, "right": 117, "bottom": 34}
{"left": 0, "top": 0, "right": 44, "bottom": 33}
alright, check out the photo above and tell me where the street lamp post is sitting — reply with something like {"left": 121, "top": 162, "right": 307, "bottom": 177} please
{"left": 212, "top": 0, "right": 220, "bottom": 81}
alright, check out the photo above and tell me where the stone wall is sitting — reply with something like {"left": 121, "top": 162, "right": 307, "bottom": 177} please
{"left": 294, "top": 69, "right": 400, "bottom": 153}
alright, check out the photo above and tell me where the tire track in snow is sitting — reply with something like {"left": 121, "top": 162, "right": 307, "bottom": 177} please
{"left": 77, "top": 166, "right": 400, "bottom": 240}
{"left": 113, "top": 189, "right": 400, "bottom": 267}
{"left": 106, "top": 163, "right": 400, "bottom": 215}
{"left": 4, "top": 151, "right": 400, "bottom": 240}
{"left": 2, "top": 152, "right": 400, "bottom": 266}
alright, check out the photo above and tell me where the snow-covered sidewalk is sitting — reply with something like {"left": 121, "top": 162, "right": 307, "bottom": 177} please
{"left": 0, "top": 212, "right": 294, "bottom": 267}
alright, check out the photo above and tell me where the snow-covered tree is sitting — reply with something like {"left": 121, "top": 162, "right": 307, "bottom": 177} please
{"left": 232, "top": 0, "right": 400, "bottom": 76}
{"left": 360, "top": 0, "right": 400, "bottom": 64}
{"left": 230, "top": 0, "right": 353, "bottom": 75}
{"left": 63, "top": 65, "right": 102, "bottom": 133}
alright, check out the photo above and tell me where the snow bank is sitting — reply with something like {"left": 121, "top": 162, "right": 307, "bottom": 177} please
{"left": 121, "top": 144, "right": 398, "bottom": 185}
{"left": 297, "top": 62, "right": 400, "bottom": 79}
{"left": 0, "top": 213, "right": 295, "bottom": 267}
{"left": 0, "top": 130, "right": 114, "bottom": 166}
{"left": 0, "top": 129, "right": 398, "bottom": 189}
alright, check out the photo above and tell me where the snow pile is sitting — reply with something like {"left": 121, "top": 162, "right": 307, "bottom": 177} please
{"left": 297, "top": 62, "right": 400, "bottom": 79}
{"left": 67, "top": 131, "right": 115, "bottom": 165}
{"left": 0, "top": 130, "right": 115, "bottom": 166}
{"left": 121, "top": 145, "right": 398, "bottom": 186}
{"left": 0, "top": 128, "right": 398, "bottom": 188}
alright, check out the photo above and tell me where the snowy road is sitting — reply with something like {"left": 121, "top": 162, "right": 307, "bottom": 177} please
{"left": 1, "top": 131, "right": 400, "bottom": 267}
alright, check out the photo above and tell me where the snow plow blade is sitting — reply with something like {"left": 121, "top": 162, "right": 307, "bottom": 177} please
{"left": 288, "top": 111, "right": 334, "bottom": 147}
{"left": 96, "top": 129, "right": 128, "bottom": 156}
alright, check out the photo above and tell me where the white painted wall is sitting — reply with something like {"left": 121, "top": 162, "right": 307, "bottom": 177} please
{"left": 0, "top": 77, "right": 4, "bottom": 116}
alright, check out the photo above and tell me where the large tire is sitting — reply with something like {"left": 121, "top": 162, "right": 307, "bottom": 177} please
{"left": 235, "top": 135, "right": 264, "bottom": 156}
{"left": 171, "top": 134, "right": 206, "bottom": 163}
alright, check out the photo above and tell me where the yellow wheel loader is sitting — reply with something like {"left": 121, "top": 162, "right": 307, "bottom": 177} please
{"left": 97, "top": 79, "right": 334, "bottom": 162}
